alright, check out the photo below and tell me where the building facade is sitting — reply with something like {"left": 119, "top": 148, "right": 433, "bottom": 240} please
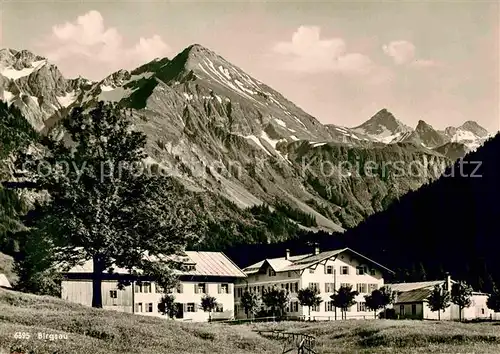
{"left": 61, "top": 251, "right": 246, "bottom": 322}
{"left": 234, "top": 247, "right": 393, "bottom": 320}
{"left": 388, "top": 276, "right": 495, "bottom": 321}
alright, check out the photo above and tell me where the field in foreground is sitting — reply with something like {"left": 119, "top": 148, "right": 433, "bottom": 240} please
{"left": 1, "top": 288, "right": 500, "bottom": 354}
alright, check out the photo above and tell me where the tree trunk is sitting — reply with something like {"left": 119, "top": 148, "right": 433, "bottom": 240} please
{"left": 374, "top": 310, "right": 377, "bottom": 319}
{"left": 438, "top": 309, "right": 441, "bottom": 321}
{"left": 459, "top": 306, "right": 462, "bottom": 322}
{"left": 308, "top": 306, "right": 311, "bottom": 321}
{"left": 91, "top": 255, "right": 104, "bottom": 308}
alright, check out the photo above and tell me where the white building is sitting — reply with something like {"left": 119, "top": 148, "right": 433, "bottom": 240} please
{"left": 61, "top": 251, "right": 246, "bottom": 322}
{"left": 0, "top": 273, "right": 12, "bottom": 288}
{"left": 387, "top": 276, "right": 496, "bottom": 320}
{"left": 234, "top": 246, "right": 394, "bottom": 320}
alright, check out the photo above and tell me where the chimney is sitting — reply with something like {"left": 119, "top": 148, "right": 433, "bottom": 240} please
{"left": 444, "top": 272, "right": 451, "bottom": 291}
{"left": 314, "top": 243, "right": 320, "bottom": 255}
{"left": 285, "top": 249, "right": 291, "bottom": 260}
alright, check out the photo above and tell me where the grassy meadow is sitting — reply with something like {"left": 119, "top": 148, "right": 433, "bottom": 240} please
{"left": 1, "top": 287, "right": 500, "bottom": 354}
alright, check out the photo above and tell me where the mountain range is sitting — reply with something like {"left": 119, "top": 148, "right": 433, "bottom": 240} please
{"left": 0, "top": 45, "right": 494, "bottom": 243}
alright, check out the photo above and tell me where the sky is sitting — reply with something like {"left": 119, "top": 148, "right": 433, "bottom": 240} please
{"left": 1, "top": 0, "right": 499, "bottom": 132}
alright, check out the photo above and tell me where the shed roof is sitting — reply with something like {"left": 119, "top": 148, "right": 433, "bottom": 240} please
{"left": 395, "top": 288, "right": 433, "bottom": 303}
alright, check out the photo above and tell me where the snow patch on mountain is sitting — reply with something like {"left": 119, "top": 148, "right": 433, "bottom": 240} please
{"left": 56, "top": 91, "right": 78, "bottom": 108}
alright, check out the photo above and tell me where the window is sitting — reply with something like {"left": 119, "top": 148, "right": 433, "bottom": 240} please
{"left": 186, "top": 265, "right": 196, "bottom": 271}
{"left": 255, "top": 275, "right": 259, "bottom": 281}
{"left": 345, "top": 305, "right": 352, "bottom": 312}
{"left": 237, "top": 288, "right": 243, "bottom": 297}
{"left": 482, "top": 308, "right": 485, "bottom": 314}
{"left": 176, "top": 283, "right": 183, "bottom": 293}
{"left": 356, "top": 266, "right": 368, "bottom": 275}
{"left": 285, "top": 283, "right": 289, "bottom": 291}
{"left": 156, "top": 285, "right": 165, "bottom": 293}
{"left": 294, "top": 283, "right": 299, "bottom": 293}
{"left": 143, "top": 282, "right": 151, "bottom": 294}
{"left": 268, "top": 269, "right": 276, "bottom": 277}
{"left": 357, "top": 302, "right": 367, "bottom": 312}
{"left": 219, "top": 284, "right": 229, "bottom": 294}
{"left": 370, "top": 269, "right": 376, "bottom": 276}
{"left": 325, "top": 283, "right": 335, "bottom": 293}
{"left": 309, "top": 283, "right": 320, "bottom": 292}
{"left": 340, "top": 266, "right": 349, "bottom": 275}
{"left": 411, "top": 304, "right": 417, "bottom": 316}
{"left": 216, "top": 304, "right": 224, "bottom": 312}
{"left": 109, "top": 290, "right": 117, "bottom": 299}
{"left": 195, "top": 283, "right": 206, "bottom": 294}
{"left": 325, "top": 265, "right": 334, "bottom": 274}
{"left": 135, "top": 283, "right": 142, "bottom": 293}
{"left": 356, "top": 283, "right": 368, "bottom": 293}
{"left": 368, "top": 283, "right": 378, "bottom": 292}
{"left": 400, "top": 305, "right": 405, "bottom": 315}
{"left": 145, "top": 303, "right": 153, "bottom": 313}
{"left": 135, "top": 303, "right": 143, "bottom": 313}
{"left": 292, "top": 302, "right": 299, "bottom": 312}
{"left": 311, "top": 304, "right": 320, "bottom": 312}
{"left": 186, "top": 303, "right": 196, "bottom": 312}
{"left": 325, "top": 301, "right": 335, "bottom": 312}
{"left": 288, "top": 271, "right": 291, "bottom": 278}
{"left": 340, "top": 283, "right": 351, "bottom": 289}
{"left": 309, "top": 268, "right": 315, "bottom": 274}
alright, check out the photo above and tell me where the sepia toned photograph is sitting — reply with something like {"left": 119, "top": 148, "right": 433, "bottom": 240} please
{"left": 0, "top": 0, "right": 499, "bottom": 353}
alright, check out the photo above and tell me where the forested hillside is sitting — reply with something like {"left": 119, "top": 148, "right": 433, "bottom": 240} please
{"left": 228, "top": 134, "right": 500, "bottom": 291}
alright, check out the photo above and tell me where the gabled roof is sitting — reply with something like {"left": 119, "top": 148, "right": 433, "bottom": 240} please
{"left": 243, "top": 247, "right": 393, "bottom": 274}
{"left": 65, "top": 251, "right": 246, "bottom": 278}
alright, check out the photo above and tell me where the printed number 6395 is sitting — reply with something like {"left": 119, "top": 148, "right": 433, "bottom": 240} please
{"left": 14, "top": 332, "right": 31, "bottom": 339}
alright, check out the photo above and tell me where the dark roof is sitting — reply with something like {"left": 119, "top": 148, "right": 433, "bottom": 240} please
{"left": 394, "top": 288, "right": 433, "bottom": 303}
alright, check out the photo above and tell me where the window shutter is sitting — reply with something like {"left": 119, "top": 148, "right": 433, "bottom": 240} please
{"left": 194, "top": 284, "right": 198, "bottom": 294}
{"left": 228, "top": 284, "right": 233, "bottom": 294}
{"left": 324, "top": 265, "right": 327, "bottom": 274}
{"left": 218, "top": 284, "right": 221, "bottom": 294}
{"left": 179, "top": 284, "right": 183, "bottom": 293}
{"left": 194, "top": 304, "right": 198, "bottom": 312}
{"left": 183, "top": 303, "right": 187, "bottom": 312}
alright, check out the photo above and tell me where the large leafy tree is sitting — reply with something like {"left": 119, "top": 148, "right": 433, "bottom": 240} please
{"left": 200, "top": 294, "right": 218, "bottom": 322}
{"left": 10, "top": 102, "right": 203, "bottom": 307}
{"left": 240, "top": 290, "right": 260, "bottom": 319}
{"left": 297, "top": 287, "right": 323, "bottom": 320}
{"left": 427, "top": 284, "right": 451, "bottom": 320}
{"left": 486, "top": 286, "right": 500, "bottom": 313}
{"left": 330, "top": 284, "right": 358, "bottom": 320}
{"left": 262, "top": 287, "right": 289, "bottom": 318}
{"left": 450, "top": 281, "right": 473, "bottom": 322}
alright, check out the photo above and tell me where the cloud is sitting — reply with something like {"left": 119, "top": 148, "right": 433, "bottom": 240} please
{"left": 383, "top": 40, "right": 439, "bottom": 68}
{"left": 39, "top": 10, "right": 170, "bottom": 79}
{"left": 273, "top": 26, "right": 375, "bottom": 75}
{"left": 382, "top": 40, "right": 415, "bottom": 65}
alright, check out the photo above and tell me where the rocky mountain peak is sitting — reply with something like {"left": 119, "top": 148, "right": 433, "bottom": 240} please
{"left": 459, "top": 121, "right": 489, "bottom": 138}
{"left": 352, "top": 109, "right": 412, "bottom": 143}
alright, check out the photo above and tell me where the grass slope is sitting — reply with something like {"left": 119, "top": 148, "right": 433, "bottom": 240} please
{"left": 1, "top": 288, "right": 500, "bottom": 354}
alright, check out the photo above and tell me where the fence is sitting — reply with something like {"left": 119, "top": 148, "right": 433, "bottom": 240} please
{"left": 223, "top": 313, "right": 375, "bottom": 325}
{"left": 254, "top": 330, "right": 317, "bottom": 354}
